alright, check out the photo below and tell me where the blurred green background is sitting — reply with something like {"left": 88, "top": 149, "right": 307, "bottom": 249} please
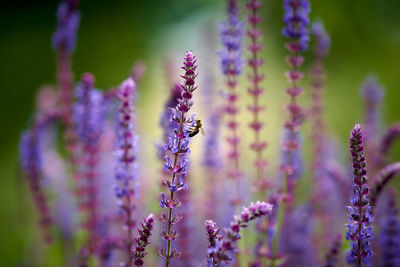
{"left": 1, "top": 0, "right": 400, "bottom": 266}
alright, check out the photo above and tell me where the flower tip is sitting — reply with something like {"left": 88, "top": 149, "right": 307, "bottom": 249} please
{"left": 146, "top": 213, "right": 155, "bottom": 222}
{"left": 82, "top": 72, "right": 95, "bottom": 86}
{"left": 121, "top": 77, "right": 136, "bottom": 92}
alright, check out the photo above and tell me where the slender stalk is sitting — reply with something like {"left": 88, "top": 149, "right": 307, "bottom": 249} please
{"left": 270, "top": 1, "right": 310, "bottom": 264}
{"left": 159, "top": 51, "right": 198, "bottom": 266}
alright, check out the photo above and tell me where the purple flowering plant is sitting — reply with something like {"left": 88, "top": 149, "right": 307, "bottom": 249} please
{"left": 16, "top": 0, "right": 400, "bottom": 267}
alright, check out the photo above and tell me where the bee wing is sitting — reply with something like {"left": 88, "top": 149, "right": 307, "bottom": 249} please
{"left": 200, "top": 127, "right": 205, "bottom": 136}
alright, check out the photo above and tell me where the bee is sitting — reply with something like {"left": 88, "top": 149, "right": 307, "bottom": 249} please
{"left": 188, "top": 119, "right": 205, "bottom": 137}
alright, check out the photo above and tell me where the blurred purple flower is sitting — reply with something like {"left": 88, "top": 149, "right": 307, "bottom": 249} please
{"left": 219, "top": 0, "right": 244, "bottom": 76}
{"left": 379, "top": 189, "right": 400, "bottom": 267}
{"left": 279, "top": 204, "right": 317, "bottom": 267}
{"left": 282, "top": 0, "right": 310, "bottom": 52}
{"left": 74, "top": 73, "right": 107, "bottom": 144}
{"left": 52, "top": 1, "right": 80, "bottom": 53}
{"left": 115, "top": 77, "right": 139, "bottom": 263}
{"left": 246, "top": 0, "right": 269, "bottom": 193}
{"left": 219, "top": 0, "right": 244, "bottom": 206}
{"left": 311, "top": 20, "right": 330, "bottom": 58}
{"left": 380, "top": 123, "right": 400, "bottom": 155}
{"left": 73, "top": 73, "right": 107, "bottom": 254}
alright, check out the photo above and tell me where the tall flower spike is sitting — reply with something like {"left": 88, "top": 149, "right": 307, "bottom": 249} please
{"left": 20, "top": 129, "right": 53, "bottom": 243}
{"left": 73, "top": 73, "right": 107, "bottom": 254}
{"left": 310, "top": 20, "right": 330, "bottom": 182}
{"left": 379, "top": 189, "right": 400, "bottom": 267}
{"left": 158, "top": 51, "right": 198, "bottom": 267}
{"left": 271, "top": 1, "right": 310, "bottom": 263}
{"left": 346, "top": 124, "right": 373, "bottom": 266}
{"left": 380, "top": 123, "right": 400, "bottom": 155}
{"left": 206, "top": 201, "right": 273, "bottom": 266}
{"left": 369, "top": 162, "right": 400, "bottom": 209}
{"left": 52, "top": 1, "right": 80, "bottom": 53}
{"left": 132, "top": 214, "right": 155, "bottom": 266}
{"left": 246, "top": 0, "right": 269, "bottom": 192}
{"left": 219, "top": 0, "right": 244, "bottom": 206}
{"left": 53, "top": 2, "right": 81, "bottom": 226}
{"left": 19, "top": 109, "right": 64, "bottom": 243}
{"left": 115, "top": 77, "right": 139, "bottom": 264}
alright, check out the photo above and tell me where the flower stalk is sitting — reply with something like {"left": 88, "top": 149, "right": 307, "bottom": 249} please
{"left": 271, "top": 0, "right": 310, "bottom": 264}
{"left": 346, "top": 124, "right": 373, "bottom": 266}
{"left": 115, "top": 78, "right": 139, "bottom": 264}
{"left": 158, "top": 51, "right": 198, "bottom": 267}
{"left": 219, "top": 0, "right": 244, "bottom": 206}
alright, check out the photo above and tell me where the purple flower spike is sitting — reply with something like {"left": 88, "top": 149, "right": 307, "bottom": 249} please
{"left": 380, "top": 123, "right": 400, "bottom": 155}
{"left": 280, "top": 0, "right": 310, "bottom": 187}
{"left": 73, "top": 73, "right": 107, "bottom": 254}
{"left": 158, "top": 51, "right": 198, "bottom": 267}
{"left": 271, "top": 1, "right": 311, "bottom": 261}
{"left": 282, "top": 0, "right": 311, "bottom": 52}
{"left": 246, "top": 0, "right": 269, "bottom": 193}
{"left": 115, "top": 77, "right": 139, "bottom": 264}
{"left": 219, "top": 0, "right": 244, "bottom": 76}
{"left": 52, "top": 1, "right": 80, "bottom": 53}
{"left": 20, "top": 129, "right": 53, "bottom": 243}
{"left": 346, "top": 124, "right": 373, "bottom": 265}
{"left": 379, "top": 189, "right": 400, "bottom": 267}
{"left": 369, "top": 162, "right": 400, "bottom": 209}
{"left": 311, "top": 20, "right": 330, "bottom": 58}
{"left": 310, "top": 20, "right": 330, "bottom": 184}
{"left": 219, "top": 0, "right": 244, "bottom": 206}
{"left": 132, "top": 214, "right": 155, "bottom": 266}
{"left": 206, "top": 201, "right": 273, "bottom": 266}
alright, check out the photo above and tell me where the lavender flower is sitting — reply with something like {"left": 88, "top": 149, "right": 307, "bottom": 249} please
{"left": 19, "top": 110, "right": 63, "bottom": 243}
{"left": 73, "top": 73, "right": 107, "bottom": 254}
{"left": 282, "top": 0, "right": 311, "bottom": 52}
{"left": 380, "top": 123, "right": 400, "bottom": 155}
{"left": 219, "top": 0, "right": 244, "bottom": 76}
{"left": 115, "top": 77, "right": 139, "bottom": 263}
{"left": 158, "top": 51, "right": 198, "bottom": 267}
{"left": 74, "top": 73, "right": 107, "bottom": 144}
{"left": 279, "top": 129, "right": 304, "bottom": 190}
{"left": 369, "top": 162, "right": 400, "bottom": 208}
{"left": 203, "top": 111, "right": 223, "bottom": 220}
{"left": 219, "top": 0, "right": 244, "bottom": 206}
{"left": 20, "top": 129, "right": 53, "bottom": 243}
{"left": 346, "top": 124, "right": 373, "bottom": 266}
{"left": 379, "top": 189, "right": 400, "bottom": 267}
{"left": 311, "top": 20, "right": 330, "bottom": 58}
{"left": 206, "top": 201, "right": 273, "bottom": 266}
{"left": 279, "top": 204, "right": 317, "bottom": 267}
{"left": 132, "top": 214, "right": 155, "bottom": 266}
{"left": 246, "top": 0, "right": 269, "bottom": 192}
{"left": 271, "top": 1, "right": 310, "bottom": 262}
{"left": 310, "top": 20, "right": 330, "bottom": 181}
{"left": 324, "top": 235, "right": 342, "bottom": 267}
{"left": 52, "top": 1, "right": 80, "bottom": 53}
